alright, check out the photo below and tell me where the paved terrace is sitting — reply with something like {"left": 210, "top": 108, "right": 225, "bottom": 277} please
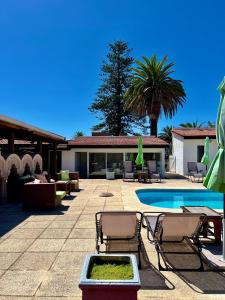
{"left": 0, "top": 179, "right": 225, "bottom": 299}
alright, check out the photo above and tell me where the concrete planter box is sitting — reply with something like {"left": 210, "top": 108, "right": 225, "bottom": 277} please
{"left": 79, "top": 254, "right": 141, "bottom": 300}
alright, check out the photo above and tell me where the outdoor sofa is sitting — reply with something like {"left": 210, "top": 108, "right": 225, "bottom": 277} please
{"left": 56, "top": 171, "right": 79, "bottom": 192}
{"left": 23, "top": 182, "right": 66, "bottom": 210}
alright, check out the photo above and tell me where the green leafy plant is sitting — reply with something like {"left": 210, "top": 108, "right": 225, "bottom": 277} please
{"left": 125, "top": 55, "right": 186, "bottom": 136}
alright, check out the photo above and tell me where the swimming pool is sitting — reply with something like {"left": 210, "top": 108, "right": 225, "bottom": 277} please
{"left": 136, "top": 189, "right": 223, "bottom": 209}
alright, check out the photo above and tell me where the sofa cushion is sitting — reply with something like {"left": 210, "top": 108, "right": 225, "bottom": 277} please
{"left": 35, "top": 174, "right": 48, "bottom": 183}
{"left": 60, "top": 170, "right": 70, "bottom": 181}
{"left": 56, "top": 190, "right": 66, "bottom": 201}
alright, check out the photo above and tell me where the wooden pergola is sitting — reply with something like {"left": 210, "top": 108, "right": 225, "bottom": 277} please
{"left": 0, "top": 115, "right": 66, "bottom": 175}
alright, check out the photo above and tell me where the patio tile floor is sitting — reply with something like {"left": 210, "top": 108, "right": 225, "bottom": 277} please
{"left": 0, "top": 179, "right": 225, "bottom": 299}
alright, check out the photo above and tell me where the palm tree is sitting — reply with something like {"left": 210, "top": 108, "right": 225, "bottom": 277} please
{"left": 207, "top": 121, "right": 215, "bottom": 128}
{"left": 125, "top": 55, "right": 186, "bottom": 136}
{"left": 180, "top": 121, "right": 204, "bottom": 128}
{"left": 73, "top": 131, "right": 84, "bottom": 139}
{"left": 159, "top": 125, "right": 173, "bottom": 144}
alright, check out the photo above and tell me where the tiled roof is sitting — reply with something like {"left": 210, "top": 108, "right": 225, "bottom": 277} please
{"left": 172, "top": 128, "right": 216, "bottom": 138}
{"left": 0, "top": 139, "right": 49, "bottom": 145}
{"left": 66, "top": 136, "right": 168, "bottom": 147}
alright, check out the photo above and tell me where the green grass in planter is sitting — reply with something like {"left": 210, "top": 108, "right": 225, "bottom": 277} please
{"left": 88, "top": 262, "right": 133, "bottom": 280}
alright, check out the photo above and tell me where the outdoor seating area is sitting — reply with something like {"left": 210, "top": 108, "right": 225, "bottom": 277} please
{"left": 1, "top": 179, "right": 225, "bottom": 299}
{"left": 123, "top": 160, "right": 162, "bottom": 183}
{"left": 187, "top": 162, "right": 207, "bottom": 182}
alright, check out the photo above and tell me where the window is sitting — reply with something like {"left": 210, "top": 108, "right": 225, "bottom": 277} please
{"left": 107, "top": 153, "right": 123, "bottom": 175}
{"left": 89, "top": 153, "right": 106, "bottom": 176}
{"left": 197, "top": 146, "right": 204, "bottom": 162}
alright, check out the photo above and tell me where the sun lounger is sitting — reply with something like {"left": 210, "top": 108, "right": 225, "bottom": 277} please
{"left": 123, "top": 161, "right": 135, "bottom": 181}
{"left": 95, "top": 211, "right": 143, "bottom": 268}
{"left": 143, "top": 212, "right": 206, "bottom": 271}
{"left": 147, "top": 160, "right": 161, "bottom": 182}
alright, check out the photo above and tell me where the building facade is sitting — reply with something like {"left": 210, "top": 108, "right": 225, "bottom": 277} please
{"left": 60, "top": 136, "right": 168, "bottom": 178}
{"left": 171, "top": 128, "right": 217, "bottom": 175}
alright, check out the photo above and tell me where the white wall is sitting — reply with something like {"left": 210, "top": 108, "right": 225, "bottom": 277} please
{"left": 183, "top": 139, "right": 217, "bottom": 175}
{"left": 172, "top": 133, "right": 184, "bottom": 175}
{"left": 61, "top": 147, "right": 166, "bottom": 177}
{"left": 62, "top": 151, "right": 75, "bottom": 171}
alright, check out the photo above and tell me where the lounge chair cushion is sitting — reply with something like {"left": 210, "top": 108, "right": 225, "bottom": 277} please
{"left": 60, "top": 170, "right": 70, "bottom": 181}
{"left": 56, "top": 190, "right": 66, "bottom": 201}
{"left": 70, "top": 179, "right": 79, "bottom": 190}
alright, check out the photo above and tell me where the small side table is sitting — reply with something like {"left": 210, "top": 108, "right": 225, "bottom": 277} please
{"left": 181, "top": 205, "right": 222, "bottom": 244}
{"left": 137, "top": 171, "right": 149, "bottom": 183}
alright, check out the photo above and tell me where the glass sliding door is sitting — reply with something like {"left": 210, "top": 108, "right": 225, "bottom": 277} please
{"left": 75, "top": 152, "right": 87, "bottom": 178}
{"left": 89, "top": 153, "right": 106, "bottom": 177}
{"left": 107, "top": 153, "right": 123, "bottom": 176}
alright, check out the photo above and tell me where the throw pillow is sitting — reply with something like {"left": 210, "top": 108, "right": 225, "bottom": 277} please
{"left": 35, "top": 174, "right": 48, "bottom": 183}
{"left": 60, "top": 170, "right": 70, "bottom": 181}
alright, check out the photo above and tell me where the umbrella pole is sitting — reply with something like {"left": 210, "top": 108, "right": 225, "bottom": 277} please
{"left": 223, "top": 194, "right": 225, "bottom": 260}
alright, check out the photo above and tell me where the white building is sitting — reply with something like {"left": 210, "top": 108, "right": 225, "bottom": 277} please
{"left": 59, "top": 136, "right": 168, "bottom": 178}
{"left": 171, "top": 128, "right": 217, "bottom": 176}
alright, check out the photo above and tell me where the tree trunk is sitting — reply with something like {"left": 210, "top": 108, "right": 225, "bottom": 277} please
{"left": 150, "top": 118, "right": 158, "bottom": 136}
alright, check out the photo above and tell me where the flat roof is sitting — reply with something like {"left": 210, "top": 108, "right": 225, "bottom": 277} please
{"left": 63, "top": 136, "right": 168, "bottom": 149}
{"left": 0, "top": 114, "right": 65, "bottom": 143}
{"left": 172, "top": 128, "right": 216, "bottom": 139}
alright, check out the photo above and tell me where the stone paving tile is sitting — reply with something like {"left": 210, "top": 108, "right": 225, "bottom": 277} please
{"left": 68, "top": 228, "right": 96, "bottom": 239}
{"left": 0, "top": 270, "right": 46, "bottom": 296}
{"left": 27, "top": 239, "right": 65, "bottom": 252}
{"left": 48, "top": 221, "right": 77, "bottom": 229}
{"left": 10, "top": 252, "right": 58, "bottom": 271}
{"left": 54, "top": 215, "right": 80, "bottom": 221}
{"left": 8, "top": 228, "right": 44, "bottom": 239}
{"left": 51, "top": 252, "right": 89, "bottom": 270}
{"left": 0, "top": 297, "right": 32, "bottom": 300}
{"left": 74, "top": 219, "right": 95, "bottom": 229}
{"left": 0, "top": 270, "right": 5, "bottom": 277}
{"left": 22, "top": 222, "right": 51, "bottom": 229}
{"left": 36, "top": 270, "right": 81, "bottom": 297}
{"left": 61, "top": 239, "right": 95, "bottom": 252}
{"left": 33, "top": 297, "right": 81, "bottom": 300}
{"left": 0, "top": 253, "right": 21, "bottom": 269}
{"left": 39, "top": 229, "right": 71, "bottom": 239}
{"left": 0, "top": 239, "right": 34, "bottom": 252}
{"left": 26, "top": 216, "right": 56, "bottom": 222}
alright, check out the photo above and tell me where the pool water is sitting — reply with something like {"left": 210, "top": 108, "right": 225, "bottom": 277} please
{"left": 136, "top": 189, "right": 223, "bottom": 209}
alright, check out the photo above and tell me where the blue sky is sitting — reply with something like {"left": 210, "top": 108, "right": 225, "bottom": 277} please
{"left": 0, "top": 0, "right": 224, "bottom": 139}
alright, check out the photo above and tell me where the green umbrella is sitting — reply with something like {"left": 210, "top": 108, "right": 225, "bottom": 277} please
{"left": 203, "top": 77, "right": 225, "bottom": 260}
{"left": 135, "top": 136, "right": 144, "bottom": 166}
{"left": 201, "top": 137, "right": 210, "bottom": 165}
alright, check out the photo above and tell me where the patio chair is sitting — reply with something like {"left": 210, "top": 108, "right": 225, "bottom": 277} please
{"left": 197, "top": 163, "right": 207, "bottom": 176}
{"left": 147, "top": 160, "right": 161, "bottom": 182}
{"left": 96, "top": 211, "right": 143, "bottom": 268}
{"left": 123, "top": 161, "right": 135, "bottom": 181}
{"left": 187, "top": 162, "right": 198, "bottom": 181}
{"left": 143, "top": 212, "right": 206, "bottom": 271}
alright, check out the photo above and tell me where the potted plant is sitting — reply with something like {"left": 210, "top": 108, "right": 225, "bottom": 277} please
{"left": 79, "top": 254, "right": 141, "bottom": 300}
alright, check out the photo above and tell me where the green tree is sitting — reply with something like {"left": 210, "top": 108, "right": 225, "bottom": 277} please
{"left": 125, "top": 55, "right": 186, "bottom": 136}
{"left": 207, "top": 121, "right": 215, "bottom": 128}
{"left": 89, "top": 41, "right": 146, "bottom": 135}
{"left": 159, "top": 125, "right": 173, "bottom": 144}
{"left": 180, "top": 121, "right": 204, "bottom": 128}
{"left": 73, "top": 131, "right": 84, "bottom": 139}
